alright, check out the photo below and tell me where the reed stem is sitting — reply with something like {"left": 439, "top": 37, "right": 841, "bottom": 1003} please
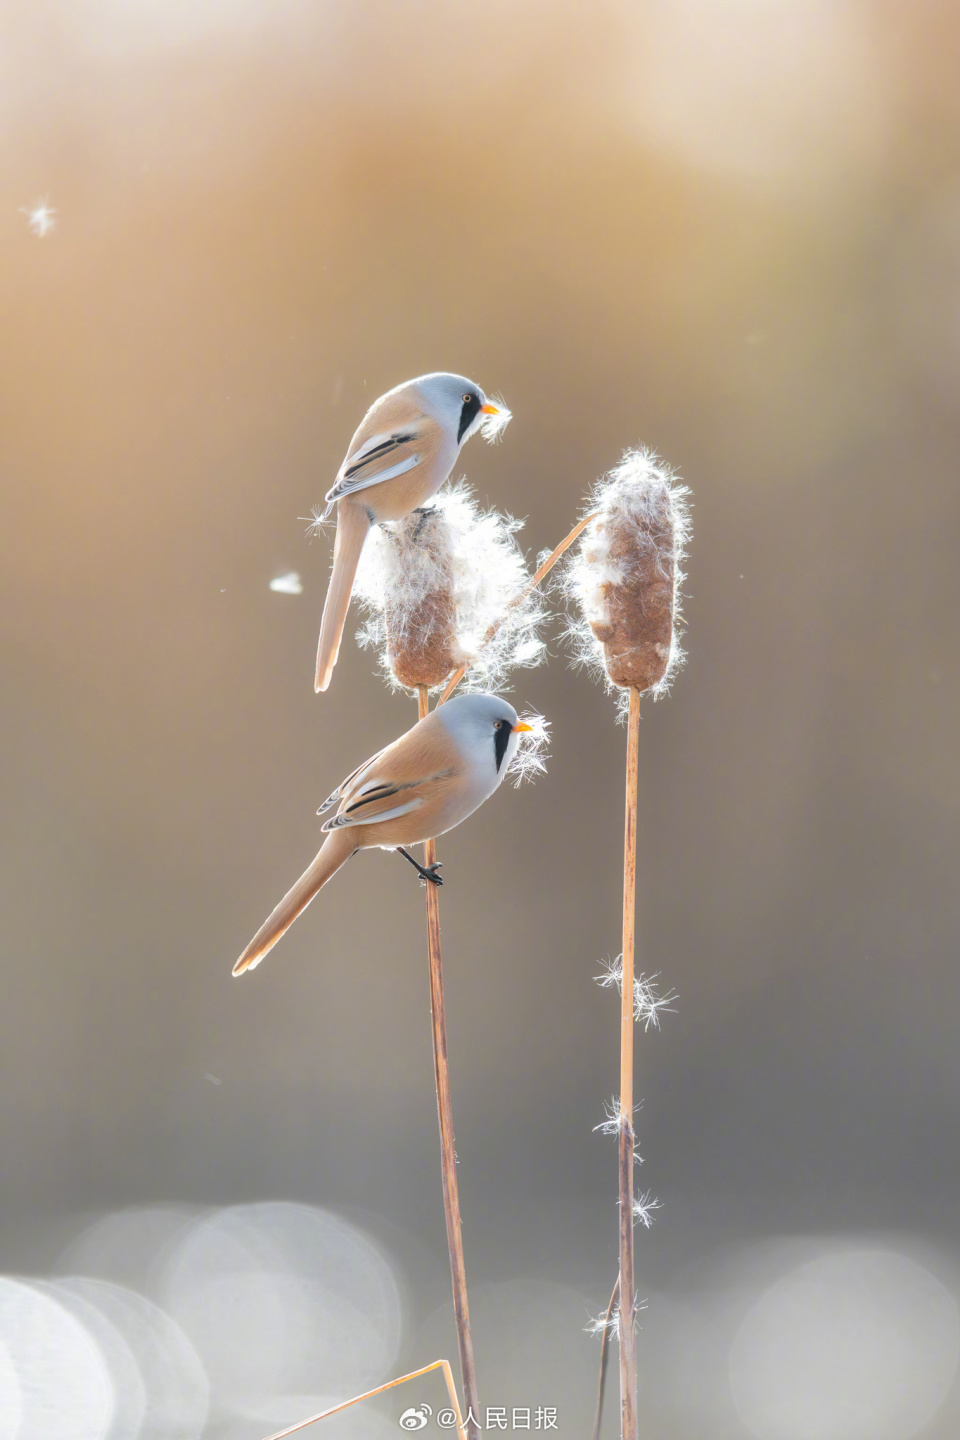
{"left": 438, "top": 511, "right": 597, "bottom": 704}
{"left": 259, "top": 1358, "right": 466, "bottom": 1440}
{"left": 418, "top": 684, "right": 481, "bottom": 1440}
{"left": 590, "top": 1275, "right": 621, "bottom": 1440}
{"left": 619, "top": 685, "right": 641, "bottom": 1440}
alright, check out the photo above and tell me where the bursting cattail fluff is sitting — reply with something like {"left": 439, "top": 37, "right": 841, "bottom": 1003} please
{"left": 566, "top": 449, "right": 691, "bottom": 710}
{"left": 353, "top": 482, "right": 548, "bottom": 695}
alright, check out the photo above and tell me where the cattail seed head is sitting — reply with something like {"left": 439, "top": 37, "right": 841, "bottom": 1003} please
{"left": 354, "top": 482, "right": 548, "bottom": 694}
{"left": 383, "top": 508, "right": 460, "bottom": 689}
{"left": 567, "top": 449, "right": 691, "bottom": 703}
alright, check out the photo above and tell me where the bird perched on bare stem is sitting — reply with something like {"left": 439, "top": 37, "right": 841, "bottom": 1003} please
{"left": 232, "top": 693, "right": 536, "bottom": 975}
{"left": 314, "top": 374, "right": 511, "bottom": 693}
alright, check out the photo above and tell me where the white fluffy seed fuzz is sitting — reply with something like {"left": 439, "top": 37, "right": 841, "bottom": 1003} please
{"left": 504, "top": 710, "right": 551, "bottom": 789}
{"left": 566, "top": 448, "right": 691, "bottom": 710}
{"left": 595, "top": 956, "right": 678, "bottom": 1032}
{"left": 353, "top": 482, "right": 548, "bottom": 695}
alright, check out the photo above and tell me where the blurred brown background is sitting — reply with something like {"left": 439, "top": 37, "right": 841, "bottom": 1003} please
{"left": 2, "top": 2, "right": 960, "bottom": 1437}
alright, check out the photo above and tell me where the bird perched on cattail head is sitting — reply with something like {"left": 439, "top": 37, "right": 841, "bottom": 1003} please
{"left": 313, "top": 373, "right": 511, "bottom": 693}
{"left": 567, "top": 449, "right": 691, "bottom": 706}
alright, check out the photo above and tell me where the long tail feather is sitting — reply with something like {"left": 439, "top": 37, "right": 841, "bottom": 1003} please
{"left": 232, "top": 829, "right": 356, "bottom": 975}
{"left": 315, "top": 502, "right": 370, "bottom": 693}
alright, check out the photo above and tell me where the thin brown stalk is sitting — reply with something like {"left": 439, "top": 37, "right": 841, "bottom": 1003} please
{"left": 418, "top": 684, "right": 481, "bottom": 1440}
{"left": 619, "top": 686, "right": 641, "bottom": 1440}
{"left": 258, "top": 1357, "right": 466, "bottom": 1440}
{"left": 591, "top": 1274, "right": 621, "bottom": 1440}
{"left": 438, "top": 511, "right": 598, "bottom": 704}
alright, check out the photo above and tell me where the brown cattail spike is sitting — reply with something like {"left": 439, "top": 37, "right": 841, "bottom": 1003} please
{"left": 384, "top": 511, "right": 460, "bottom": 690}
{"left": 591, "top": 483, "right": 675, "bottom": 690}
{"left": 353, "top": 483, "right": 547, "bottom": 695}
{"left": 569, "top": 449, "right": 690, "bottom": 701}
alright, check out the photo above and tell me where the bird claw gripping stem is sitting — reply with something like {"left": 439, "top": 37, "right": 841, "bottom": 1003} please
{"left": 398, "top": 849, "right": 444, "bottom": 886}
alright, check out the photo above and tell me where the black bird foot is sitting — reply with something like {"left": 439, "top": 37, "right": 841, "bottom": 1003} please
{"left": 398, "top": 848, "right": 444, "bottom": 886}
{"left": 411, "top": 506, "right": 438, "bottom": 540}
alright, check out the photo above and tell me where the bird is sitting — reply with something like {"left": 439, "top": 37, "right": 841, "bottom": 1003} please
{"left": 232, "top": 693, "right": 534, "bottom": 975}
{"left": 314, "top": 372, "right": 510, "bottom": 693}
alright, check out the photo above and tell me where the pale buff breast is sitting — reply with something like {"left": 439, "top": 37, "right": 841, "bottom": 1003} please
{"left": 353, "top": 778, "right": 489, "bottom": 850}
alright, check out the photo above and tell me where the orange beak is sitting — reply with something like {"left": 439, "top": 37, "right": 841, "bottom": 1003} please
{"left": 480, "top": 402, "right": 501, "bottom": 416}
{"left": 512, "top": 721, "right": 533, "bottom": 733}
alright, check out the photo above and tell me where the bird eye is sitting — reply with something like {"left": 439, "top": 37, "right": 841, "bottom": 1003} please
{"left": 462, "top": 393, "right": 472, "bottom": 403}
{"left": 494, "top": 719, "right": 504, "bottom": 729}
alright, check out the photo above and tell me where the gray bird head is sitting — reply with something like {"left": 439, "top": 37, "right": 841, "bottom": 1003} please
{"left": 437, "top": 692, "right": 532, "bottom": 777}
{"left": 409, "top": 372, "right": 511, "bottom": 446}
